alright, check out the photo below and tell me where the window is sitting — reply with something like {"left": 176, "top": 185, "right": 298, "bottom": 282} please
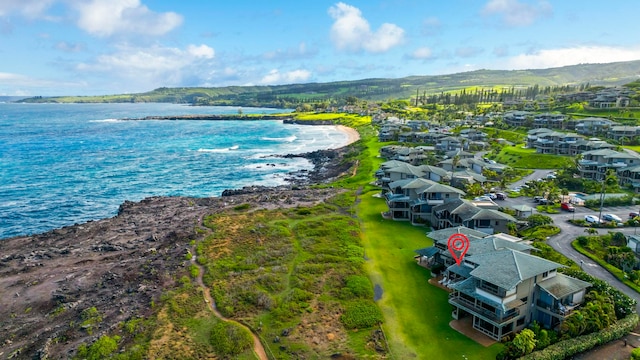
{"left": 445, "top": 193, "right": 450, "bottom": 198}
{"left": 517, "top": 317, "right": 525, "bottom": 326}
{"left": 542, "top": 271, "right": 549, "bottom": 278}
{"left": 520, "top": 297, "right": 528, "bottom": 304}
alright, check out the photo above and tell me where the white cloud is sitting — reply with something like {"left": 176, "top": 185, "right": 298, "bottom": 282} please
{"left": 260, "top": 69, "right": 311, "bottom": 85}
{"left": 408, "top": 47, "right": 433, "bottom": 60}
{"left": 72, "top": 0, "right": 183, "bottom": 37}
{"left": 0, "top": 71, "right": 84, "bottom": 95}
{"left": 499, "top": 46, "right": 640, "bottom": 70}
{"left": 186, "top": 44, "right": 215, "bottom": 59}
{"left": 76, "top": 43, "right": 215, "bottom": 88}
{"left": 481, "top": 0, "right": 552, "bottom": 27}
{"left": 0, "top": 0, "right": 54, "bottom": 18}
{"left": 328, "top": 2, "right": 404, "bottom": 53}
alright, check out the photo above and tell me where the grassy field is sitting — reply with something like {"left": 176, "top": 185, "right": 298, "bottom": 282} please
{"left": 357, "top": 192, "right": 502, "bottom": 359}
{"left": 492, "top": 145, "right": 574, "bottom": 169}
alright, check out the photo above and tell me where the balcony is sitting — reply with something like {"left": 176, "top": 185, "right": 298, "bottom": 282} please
{"left": 449, "top": 294, "right": 520, "bottom": 324}
{"left": 426, "top": 199, "right": 445, "bottom": 205}
{"left": 536, "top": 299, "right": 578, "bottom": 317}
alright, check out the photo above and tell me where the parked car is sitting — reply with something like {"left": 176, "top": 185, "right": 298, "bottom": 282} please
{"left": 495, "top": 192, "right": 507, "bottom": 200}
{"left": 561, "top": 203, "right": 575, "bottom": 212}
{"left": 533, "top": 196, "right": 544, "bottom": 202}
{"left": 485, "top": 193, "right": 497, "bottom": 200}
{"left": 602, "top": 214, "right": 622, "bottom": 222}
{"left": 585, "top": 215, "right": 602, "bottom": 224}
{"left": 546, "top": 174, "right": 556, "bottom": 179}
{"left": 630, "top": 212, "right": 639, "bottom": 218}
{"left": 538, "top": 198, "right": 550, "bottom": 205}
{"left": 474, "top": 196, "right": 493, "bottom": 201}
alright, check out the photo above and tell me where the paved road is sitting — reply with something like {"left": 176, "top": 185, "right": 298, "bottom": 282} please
{"left": 498, "top": 190, "right": 640, "bottom": 311}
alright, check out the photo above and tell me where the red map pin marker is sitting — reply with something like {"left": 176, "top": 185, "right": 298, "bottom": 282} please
{"left": 448, "top": 233, "right": 470, "bottom": 266}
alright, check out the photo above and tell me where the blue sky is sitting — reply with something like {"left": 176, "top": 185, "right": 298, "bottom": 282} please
{"left": 2, "top": 0, "right": 640, "bottom": 96}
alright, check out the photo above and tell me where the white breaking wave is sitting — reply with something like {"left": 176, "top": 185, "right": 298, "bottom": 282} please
{"left": 260, "top": 135, "right": 297, "bottom": 142}
{"left": 89, "top": 118, "right": 123, "bottom": 123}
{"left": 197, "top": 145, "right": 239, "bottom": 153}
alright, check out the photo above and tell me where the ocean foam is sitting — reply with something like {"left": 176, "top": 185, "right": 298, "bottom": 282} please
{"left": 260, "top": 135, "right": 297, "bottom": 142}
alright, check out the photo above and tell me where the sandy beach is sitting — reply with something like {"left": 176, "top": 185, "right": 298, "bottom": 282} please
{"left": 335, "top": 125, "right": 361, "bottom": 147}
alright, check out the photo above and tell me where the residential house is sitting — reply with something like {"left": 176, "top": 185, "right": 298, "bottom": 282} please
{"left": 626, "top": 235, "right": 640, "bottom": 258}
{"left": 533, "top": 113, "right": 566, "bottom": 129}
{"left": 503, "top": 111, "right": 532, "bottom": 127}
{"left": 459, "top": 129, "right": 489, "bottom": 141}
{"left": 618, "top": 165, "right": 640, "bottom": 193}
{"left": 533, "top": 131, "right": 582, "bottom": 155}
{"left": 416, "top": 227, "right": 591, "bottom": 341}
{"left": 589, "top": 90, "right": 631, "bottom": 108}
{"left": 574, "top": 117, "right": 617, "bottom": 137}
{"left": 384, "top": 178, "right": 465, "bottom": 224}
{"left": 436, "top": 136, "right": 465, "bottom": 152}
{"left": 432, "top": 198, "right": 517, "bottom": 234}
{"left": 570, "top": 138, "right": 616, "bottom": 154}
{"left": 610, "top": 126, "right": 640, "bottom": 142}
{"left": 578, "top": 149, "right": 640, "bottom": 182}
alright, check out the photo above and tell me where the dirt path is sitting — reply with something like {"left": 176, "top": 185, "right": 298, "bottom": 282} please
{"left": 190, "top": 213, "right": 269, "bottom": 360}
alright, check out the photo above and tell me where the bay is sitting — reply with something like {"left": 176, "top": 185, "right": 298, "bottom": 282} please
{"left": 0, "top": 103, "right": 350, "bottom": 239}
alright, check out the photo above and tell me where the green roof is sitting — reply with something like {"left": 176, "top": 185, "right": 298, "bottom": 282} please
{"left": 468, "top": 249, "right": 562, "bottom": 290}
{"left": 537, "top": 273, "right": 591, "bottom": 300}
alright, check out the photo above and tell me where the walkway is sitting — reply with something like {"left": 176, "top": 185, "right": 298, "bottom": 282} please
{"left": 191, "top": 213, "right": 269, "bottom": 360}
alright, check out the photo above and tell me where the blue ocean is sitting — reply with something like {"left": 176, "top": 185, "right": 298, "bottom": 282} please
{"left": 0, "top": 103, "right": 350, "bottom": 239}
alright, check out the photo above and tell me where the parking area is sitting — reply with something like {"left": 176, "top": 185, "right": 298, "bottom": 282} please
{"left": 497, "top": 193, "right": 638, "bottom": 225}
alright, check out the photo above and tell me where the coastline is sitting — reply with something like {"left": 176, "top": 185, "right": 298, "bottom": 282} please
{"left": 335, "top": 124, "right": 360, "bottom": 148}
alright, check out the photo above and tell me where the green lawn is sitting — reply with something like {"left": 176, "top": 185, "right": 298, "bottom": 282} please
{"left": 357, "top": 191, "right": 502, "bottom": 359}
{"left": 492, "top": 145, "right": 574, "bottom": 169}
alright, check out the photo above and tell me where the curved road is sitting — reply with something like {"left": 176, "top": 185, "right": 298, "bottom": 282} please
{"left": 546, "top": 210, "right": 640, "bottom": 312}
{"left": 499, "top": 170, "right": 640, "bottom": 311}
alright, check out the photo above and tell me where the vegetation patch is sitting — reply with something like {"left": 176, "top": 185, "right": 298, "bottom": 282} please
{"left": 340, "top": 299, "right": 384, "bottom": 329}
{"left": 209, "top": 321, "right": 254, "bottom": 357}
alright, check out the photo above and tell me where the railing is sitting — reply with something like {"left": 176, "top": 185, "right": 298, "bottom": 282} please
{"left": 536, "top": 300, "right": 576, "bottom": 316}
{"left": 449, "top": 295, "right": 519, "bottom": 324}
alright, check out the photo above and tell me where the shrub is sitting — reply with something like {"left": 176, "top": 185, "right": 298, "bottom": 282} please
{"left": 74, "top": 335, "right": 121, "bottom": 360}
{"left": 577, "top": 236, "right": 589, "bottom": 247}
{"left": 520, "top": 313, "right": 638, "bottom": 360}
{"left": 632, "top": 347, "right": 640, "bottom": 360}
{"left": 340, "top": 299, "right": 383, "bottom": 329}
{"left": 340, "top": 275, "right": 374, "bottom": 299}
{"left": 209, "top": 321, "right": 253, "bottom": 357}
{"left": 527, "top": 214, "right": 553, "bottom": 227}
{"left": 233, "top": 203, "right": 251, "bottom": 211}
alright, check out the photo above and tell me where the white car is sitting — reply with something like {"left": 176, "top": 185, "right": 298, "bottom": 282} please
{"left": 585, "top": 215, "right": 602, "bottom": 224}
{"left": 474, "top": 196, "right": 493, "bottom": 201}
{"left": 602, "top": 214, "right": 622, "bottom": 222}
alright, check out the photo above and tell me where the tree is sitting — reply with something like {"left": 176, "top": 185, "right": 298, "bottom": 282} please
{"left": 511, "top": 329, "right": 536, "bottom": 357}
{"left": 527, "top": 214, "right": 553, "bottom": 227}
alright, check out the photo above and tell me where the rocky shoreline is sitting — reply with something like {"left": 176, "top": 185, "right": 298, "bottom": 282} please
{"left": 0, "top": 135, "right": 358, "bottom": 359}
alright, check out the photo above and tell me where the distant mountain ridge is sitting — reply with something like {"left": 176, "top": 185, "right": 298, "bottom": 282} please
{"left": 18, "top": 60, "right": 640, "bottom": 106}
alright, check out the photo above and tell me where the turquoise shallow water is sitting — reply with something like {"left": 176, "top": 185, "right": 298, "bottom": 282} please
{"left": 0, "top": 103, "right": 350, "bottom": 239}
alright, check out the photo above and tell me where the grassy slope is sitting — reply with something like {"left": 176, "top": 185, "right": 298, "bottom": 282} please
{"left": 357, "top": 193, "right": 501, "bottom": 359}
{"left": 19, "top": 60, "right": 640, "bottom": 104}
{"left": 493, "top": 145, "right": 574, "bottom": 169}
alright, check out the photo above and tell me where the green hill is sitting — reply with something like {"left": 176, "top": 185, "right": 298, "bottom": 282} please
{"left": 18, "top": 60, "right": 640, "bottom": 107}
